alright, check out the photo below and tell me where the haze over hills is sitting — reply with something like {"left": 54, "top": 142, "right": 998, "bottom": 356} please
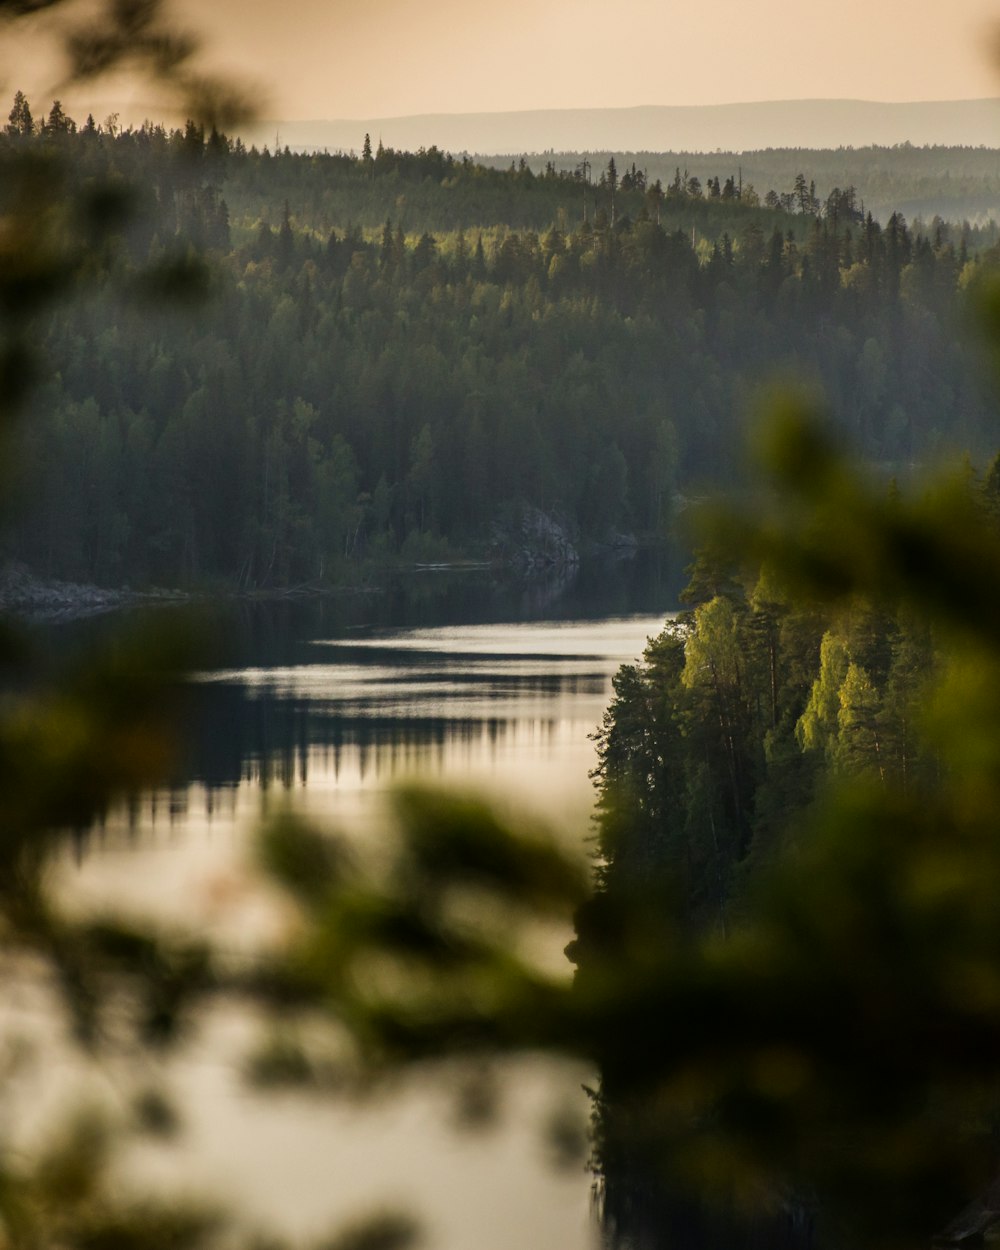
{"left": 242, "top": 98, "right": 1000, "bottom": 156}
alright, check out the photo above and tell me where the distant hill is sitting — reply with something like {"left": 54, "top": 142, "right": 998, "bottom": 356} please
{"left": 478, "top": 147, "right": 1000, "bottom": 226}
{"left": 241, "top": 99, "right": 1000, "bottom": 157}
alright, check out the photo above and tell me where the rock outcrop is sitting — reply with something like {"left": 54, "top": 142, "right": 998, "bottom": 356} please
{"left": 491, "top": 506, "right": 580, "bottom": 571}
{"left": 0, "top": 563, "right": 185, "bottom": 622}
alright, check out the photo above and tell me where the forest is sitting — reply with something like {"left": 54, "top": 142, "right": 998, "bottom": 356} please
{"left": 584, "top": 447, "right": 1000, "bottom": 1250}
{"left": 3, "top": 98, "right": 999, "bottom": 590}
{"left": 481, "top": 145, "right": 1000, "bottom": 229}
{"left": 6, "top": 16, "right": 1000, "bottom": 1247}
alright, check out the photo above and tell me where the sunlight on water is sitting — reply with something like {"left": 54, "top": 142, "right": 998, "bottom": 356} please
{"left": 55, "top": 610, "right": 672, "bottom": 1250}
{"left": 184, "top": 615, "right": 668, "bottom": 829}
{"left": 309, "top": 617, "right": 668, "bottom": 658}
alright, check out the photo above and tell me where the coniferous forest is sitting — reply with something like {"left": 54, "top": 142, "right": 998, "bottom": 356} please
{"left": 579, "top": 437, "right": 1000, "bottom": 1250}
{"left": 10, "top": 70, "right": 1000, "bottom": 1250}
{"left": 3, "top": 100, "right": 998, "bottom": 589}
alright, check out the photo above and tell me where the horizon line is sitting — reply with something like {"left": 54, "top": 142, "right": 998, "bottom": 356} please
{"left": 248, "top": 97, "right": 1000, "bottom": 126}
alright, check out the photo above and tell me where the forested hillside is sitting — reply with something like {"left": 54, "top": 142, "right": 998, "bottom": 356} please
{"left": 586, "top": 460, "right": 1000, "bottom": 1250}
{"left": 4, "top": 100, "right": 998, "bottom": 589}
{"left": 481, "top": 146, "right": 1000, "bottom": 229}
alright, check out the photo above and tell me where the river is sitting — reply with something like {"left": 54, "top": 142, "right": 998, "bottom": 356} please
{"left": 49, "top": 556, "right": 681, "bottom": 1250}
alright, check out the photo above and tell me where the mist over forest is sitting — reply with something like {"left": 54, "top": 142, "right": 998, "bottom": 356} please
{"left": 478, "top": 145, "right": 1000, "bottom": 227}
{"left": 239, "top": 98, "right": 1000, "bottom": 159}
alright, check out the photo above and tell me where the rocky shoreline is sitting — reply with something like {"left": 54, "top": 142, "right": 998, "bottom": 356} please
{"left": 0, "top": 564, "right": 188, "bottom": 623}
{"left": 0, "top": 526, "right": 647, "bottom": 623}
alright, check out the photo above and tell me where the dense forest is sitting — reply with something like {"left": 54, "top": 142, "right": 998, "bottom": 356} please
{"left": 8, "top": 26, "right": 1000, "bottom": 1250}
{"left": 584, "top": 458, "right": 1000, "bottom": 1250}
{"left": 3, "top": 97, "right": 999, "bottom": 589}
{"left": 481, "top": 145, "right": 1000, "bottom": 229}
{"left": 592, "top": 534, "right": 943, "bottom": 927}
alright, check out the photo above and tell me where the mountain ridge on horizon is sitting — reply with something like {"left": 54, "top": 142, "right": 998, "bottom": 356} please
{"left": 241, "top": 98, "right": 1000, "bottom": 155}
{"left": 277, "top": 96, "right": 1000, "bottom": 123}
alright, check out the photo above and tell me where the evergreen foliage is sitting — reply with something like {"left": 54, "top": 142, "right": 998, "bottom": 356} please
{"left": 482, "top": 145, "right": 1000, "bottom": 228}
{"left": 583, "top": 418, "right": 1000, "bottom": 1249}
{"left": 3, "top": 99, "right": 998, "bottom": 588}
{"left": 8, "top": 43, "right": 1000, "bottom": 1250}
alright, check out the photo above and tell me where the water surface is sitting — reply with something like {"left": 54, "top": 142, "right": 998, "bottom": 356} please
{"left": 59, "top": 564, "right": 679, "bottom": 1250}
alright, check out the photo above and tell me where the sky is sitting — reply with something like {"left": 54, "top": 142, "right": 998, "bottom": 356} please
{"left": 171, "top": 0, "right": 1000, "bottom": 119}
{"left": 6, "top": 0, "right": 1000, "bottom": 122}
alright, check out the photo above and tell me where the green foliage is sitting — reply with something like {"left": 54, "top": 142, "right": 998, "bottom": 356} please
{"left": 581, "top": 406, "right": 1000, "bottom": 1247}
{"left": 240, "top": 407, "right": 1000, "bottom": 1250}
{"left": 2, "top": 107, "right": 995, "bottom": 586}
{"left": 487, "top": 145, "right": 1000, "bottom": 229}
{"left": 0, "top": 1108, "right": 221, "bottom": 1250}
{"left": 7, "top": 14, "right": 1000, "bottom": 1250}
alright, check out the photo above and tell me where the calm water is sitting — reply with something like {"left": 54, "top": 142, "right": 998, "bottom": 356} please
{"left": 54, "top": 558, "right": 680, "bottom": 1250}
{"left": 189, "top": 614, "right": 667, "bottom": 833}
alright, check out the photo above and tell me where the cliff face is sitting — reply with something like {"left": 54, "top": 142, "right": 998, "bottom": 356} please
{"left": 491, "top": 506, "right": 579, "bottom": 571}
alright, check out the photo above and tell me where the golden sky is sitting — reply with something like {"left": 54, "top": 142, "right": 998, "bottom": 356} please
{"left": 6, "top": 0, "right": 1000, "bottom": 121}
{"left": 176, "top": 0, "right": 1000, "bottom": 118}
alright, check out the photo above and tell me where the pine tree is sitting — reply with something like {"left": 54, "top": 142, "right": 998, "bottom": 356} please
{"left": 42, "top": 99, "right": 73, "bottom": 134}
{"left": 277, "top": 199, "right": 294, "bottom": 268}
{"left": 5, "top": 89, "right": 34, "bottom": 137}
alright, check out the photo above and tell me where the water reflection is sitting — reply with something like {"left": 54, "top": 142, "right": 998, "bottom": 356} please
{"left": 168, "top": 617, "right": 668, "bottom": 829}
{"left": 76, "top": 612, "right": 674, "bottom": 926}
{"left": 57, "top": 591, "right": 677, "bottom": 1250}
